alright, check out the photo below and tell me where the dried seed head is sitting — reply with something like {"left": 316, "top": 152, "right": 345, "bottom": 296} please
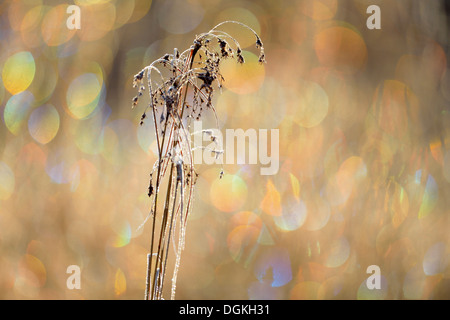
{"left": 133, "top": 70, "right": 145, "bottom": 88}
{"left": 258, "top": 53, "right": 266, "bottom": 64}
{"left": 256, "top": 36, "right": 263, "bottom": 49}
{"left": 218, "top": 38, "right": 228, "bottom": 58}
{"left": 237, "top": 47, "right": 245, "bottom": 64}
{"left": 140, "top": 112, "right": 146, "bottom": 125}
{"left": 132, "top": 20, "right": 266, "bottom": 301}
{"left": 148, "top": 183, "right": 153, "bottom": 197}
{"left": 132, "top": 96, "right": 139, "bottom": 108}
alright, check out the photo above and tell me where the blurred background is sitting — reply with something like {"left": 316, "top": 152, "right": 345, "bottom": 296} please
{"left": 0, "top": 0, "right": 449, "bottom": 299}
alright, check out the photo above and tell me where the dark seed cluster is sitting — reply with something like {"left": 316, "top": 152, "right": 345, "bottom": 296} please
{"left": 131, "top": 22, "right": 265, "bottom": 128}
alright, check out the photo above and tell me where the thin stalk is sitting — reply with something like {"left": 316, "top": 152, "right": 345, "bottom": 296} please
{"left": 153, "top": 163, "right": 174, "bottom": 300}
{"left": 145, "top": 45, "right": 199, "bottom": 300}
{"left": 159, "top": 169, "right": 180, "bottom": 298}
{"left": 145, "top": 101, "right": 172, "bottom": 300}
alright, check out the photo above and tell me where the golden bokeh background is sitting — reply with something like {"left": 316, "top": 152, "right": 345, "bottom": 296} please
{"left": 0, "top": 0, "right": 449, "bottom": 299}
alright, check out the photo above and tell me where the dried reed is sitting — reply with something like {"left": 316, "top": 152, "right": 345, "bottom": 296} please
{"left": 132, "top": 21, "right": 265, "bottom": 300}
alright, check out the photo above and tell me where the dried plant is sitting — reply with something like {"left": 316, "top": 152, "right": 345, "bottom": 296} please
{"left": 131, "top": 21, "right": 265, "bottom": 300}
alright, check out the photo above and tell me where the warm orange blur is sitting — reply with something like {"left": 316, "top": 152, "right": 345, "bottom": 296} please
{"left": 0, "top": 0, "right": 449, "bottom": 299}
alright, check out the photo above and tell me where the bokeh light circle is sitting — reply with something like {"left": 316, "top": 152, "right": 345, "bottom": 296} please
{"left": 254, "top": 247, "right": 292, "bottom": 287}
{"left": 114, "top": 268, "right": 127, "bottom": 296}
{"left": 291, "top": 81, "right": 329, "bottom": 128}
{"left": 77, "top": 3, "right": 116, "bottom": 42}
{"left": 324, "top": 237, "right": 350, "bottom": 268}
{"left": 66, "top": 73, "right": 102, "bottom": 119}
{"left": 28, "top": 104, "right": 60, "bottom": 144}
{"left": 2, "top": 51, "right": 36, "bottom": 95}
{"left": 17, "top": 254, "right": 47, "bottom": 289}
{"left": 220, "top": 51, "right": 265, "bottom": 95}
{"left": 388, "top": 181, "right": 409, "bottom": 228}
{"left": 4, "top": 91, "right": 35, "bottom": 135}
{"left": 20, "top": 5, "right": 45, "bottom": 48}
{"left": 112, "top": 222, "right": 132, "bottom": 248}
{"left": 0, "top": 77, "right": 4, "bottom": 106}
{"left": 423, "top": 242, "right": 448, "bottom": 276}
{"left": 45, "top": 148, "right": 78, "bottom": 184}
{"left": 314, "top": 25, "right": 367, "bottom": 75}
{"left": 230, "top": 211, "right": 262, "bottom": 229}
{"left": 8, "top": 0, "right": 44, "bottom": 31}
{"left": 41, "top": 4, "right": 77, "bottom": 46}
{"left": 127, "top": 0, "right": 152, "bottom": 24}
{"left": 412, "top": 171, "right": 438, "bottom": 220}
{"left": 273, "top": 198, "right": 307, "bottom": 231}
{"left": 20, "top": 5, "right": 44, "bottom": 33}
{"left": 158, "top": 0, "right": 204, "bottom": 34}
{"left": 210, "top": 174, "right": 247, "bottom": 212}
{"left": 326, "top": 156, "right": 367, "bottom": 206}
{"left": 28, "top": 57, "right": 58, "bottom": 106}
{"left": 113, "top": 0, "right": 135, "bottom": 29}
{"left": 260, "top": 179, "right": 282, "bottom": 216}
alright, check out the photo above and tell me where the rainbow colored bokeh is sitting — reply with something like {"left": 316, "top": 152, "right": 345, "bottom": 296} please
{"left": 0, "top": 0, "right": 449, "bottom": 300}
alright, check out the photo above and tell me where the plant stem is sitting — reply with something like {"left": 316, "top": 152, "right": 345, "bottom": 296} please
{"left": 145, "top": 103, "right": 171, "bottom": 300}
{"left": 153, "top": 162, "right": 174, "bottom": 300}
{"left": 145, "top": 44, "right": 200, "bottom": 300}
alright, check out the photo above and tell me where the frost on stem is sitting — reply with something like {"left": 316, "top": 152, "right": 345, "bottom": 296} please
{"left": 132, "top": 21, "right": 265, "bottom": 300}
